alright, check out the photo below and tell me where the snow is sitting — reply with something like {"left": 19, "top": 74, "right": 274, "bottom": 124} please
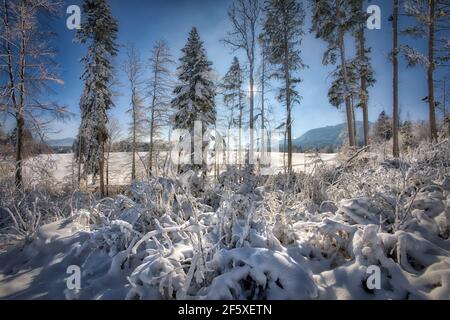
{"left": 1, "top": 175, "right": 448, "bottom": 300}
{"left": 200, "top": 248, "right": 318, "bottom": 300}
{"left": 2, "top": 141, "right": 449, "bottom": 300}
{"left": 24, "top": 152, "right": 337, "bottom": 186}
{"left": 0, "top": 219, "right": 91, "bottom": 299}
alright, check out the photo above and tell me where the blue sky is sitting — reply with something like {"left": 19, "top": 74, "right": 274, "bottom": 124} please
{"left": 44, "top": 0, "right": 448, "bottom": 140}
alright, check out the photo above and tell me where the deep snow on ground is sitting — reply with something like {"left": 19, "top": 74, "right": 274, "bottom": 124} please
{"left": 1, "top": 143, "right": 449, "bottom": 300}
{"left": 0, "top": 188, "right": 448, "bottom": 299}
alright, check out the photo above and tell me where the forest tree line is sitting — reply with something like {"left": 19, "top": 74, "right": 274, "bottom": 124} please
{"left": 1, "top": 0, "right": 449, "bottom": 197}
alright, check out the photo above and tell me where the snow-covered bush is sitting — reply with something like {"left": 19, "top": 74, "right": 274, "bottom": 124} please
{"left": 1, "top": 140, "right": 449, "bottom": 300}
{"left": 199, "top": 248, "right": 318, "bottom": 300}
{"left": 0, "top": 185, "right": 76, "bottom": 239}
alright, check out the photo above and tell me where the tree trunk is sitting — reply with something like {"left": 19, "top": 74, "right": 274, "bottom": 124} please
{"left": 227, "top": 120, "right": 232, "bottom": 168}
{"left": 77, "top": 135, "right": 82, "bottom": 186}
{"left": 249, "top": 62, "right": 255, "bottom": 168}
{"left": 3, "top": 0, "right": 21, "bottom": 188}
{"left": 340, "top": 58, "right": 355, "bottom": 147}
{"left": 15, "top": 110, "right": 24, "bottom": 189}
{"left": 428, "top": 0, "right": 437, "bottom": 141}
{"left": 149, "top": 61, "right": 158, "bottom": 177}
{"left": 202, "top": 125, "right": 208, "bottom": 179}
{"left": 190, "top": 130, "right": 195, "bottom": 171}
{"left": 16, "top": 6, "right": 27, "bottom": 189}
{"left": 337, "top": 2, "right": 355, "bottom": 148}
{"left": 281, "top": 5, "right": 293, "bottom": 174}
{"left": 149, "top": 106, "right": 155, "bottom": 177}
{"left": 357, "top": 4, "right": 370, "bottom": 147}
{"left": 106, "top": 147, "right": 110, "bottom": 196}
{"left": 99, "top": 141, "right": 105, "bottom": 197}
{"left": 214, "top": 125, "right": 218, "bottom": 180}
{"left": 261, "top": 48, "right": 266, "bottom": 163}
{"left": 131, "top": 89, "right": 136, "bottom": 181}
{"left": 248, "top": 19, "right": 256, "bottom": 170}
{"left": 362, "top": 98, "right": 369, "bottom": 146}
{"left": 238, "top": 94, "right": 243, "bottom": 170}
{"left": 286, "top": 102, "right": 292, "bottom": 174}
{"left": 283, "top": 131, "right": 287, "bottom": 176}
{"left": 352, "top": 99, "right": 357, "bottom": 146}
{"left": 284, "top": 39, "right": 292, "bottom": 174}
{"left": 393, "top": 0, "right": 400, "bottom": 157}
{"left": 2, "top": 0, "right": 15, "bottom": 106}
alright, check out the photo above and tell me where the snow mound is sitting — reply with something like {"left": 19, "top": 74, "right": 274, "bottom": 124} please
{"left": 200, "top": 248, "right": 318, "bottom": 300}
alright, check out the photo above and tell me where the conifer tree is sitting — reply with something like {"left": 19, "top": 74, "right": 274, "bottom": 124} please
{"left": 401, "top": 0, "right": 449, "bottom": 141}
{"left": 400, "top": 120, "right": 415, "bottom": 151}
{"left": 310, "top": 0, "right": 359, "bottom": 147}
{"left": 372, "top": 111, "right": 393, "bottom": 143}
{"left": 263, "top": 0, "right": 306, "bottom": 174}
{"left": 77, "top": 0, "right": 118, "bottom": 196}
{"left": 172, "top": 27, "right": 216, "bottom": 176}
{"left": 221, "top": 57, "right": 245, "bottom": 168}
{"left": 352, "top": 0, "right": 374, "bottom": 147}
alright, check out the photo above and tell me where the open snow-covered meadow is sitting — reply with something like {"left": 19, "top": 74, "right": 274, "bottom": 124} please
{"left": 23, "top": 152, "right": 338, "bottom": 186}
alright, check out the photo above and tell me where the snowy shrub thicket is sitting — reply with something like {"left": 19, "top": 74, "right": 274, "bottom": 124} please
{"left": 0, "top": 140, "right": 449, "bottom": 300}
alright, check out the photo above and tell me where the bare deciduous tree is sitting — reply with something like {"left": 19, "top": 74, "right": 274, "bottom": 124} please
{"left": 123, "top": 44, "right": 146, "bottom": 182}
{"left": 223, "top": 0, "right": 261, "bottom": 168}
{"left": 147, "top": 40, "right": 174, "bottom": 177}
{"left": 1, "top": 0, "right": 69, "bottom": 190}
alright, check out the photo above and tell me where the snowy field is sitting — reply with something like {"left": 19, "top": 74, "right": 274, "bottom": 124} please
{"left": 23, "top": 152, "right": 337, "bottom": 186}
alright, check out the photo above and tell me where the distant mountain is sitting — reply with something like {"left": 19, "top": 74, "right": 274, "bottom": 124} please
{"left": 286, "top": 122, "right": 368, "bottom": 151}
{"left": 47, "top": 138, "right": 74, "bottom": 147}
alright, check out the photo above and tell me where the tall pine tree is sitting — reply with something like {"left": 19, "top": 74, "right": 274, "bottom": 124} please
{"left": 401, "top": 0, "right": 449, "bottom": 141}
{"left": 172, "top": 27, "right": 216, "bottom": 176}
{"left": 328, "top": 56, "right": 375, "bottom": 148}
{"left": 352, "top": 0, "right": 374, "bottom": 147}
{"left": 221, "top": 57, "right": 245, "bottom": 168}
{"left": 263, "top": 0, "right": 306, "bottom": 174}
{"left": 77, "top": 0, "right": 118, "bottom": 196}
{"left": 310, "top": 0, "right": 358, "bottom": 147}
